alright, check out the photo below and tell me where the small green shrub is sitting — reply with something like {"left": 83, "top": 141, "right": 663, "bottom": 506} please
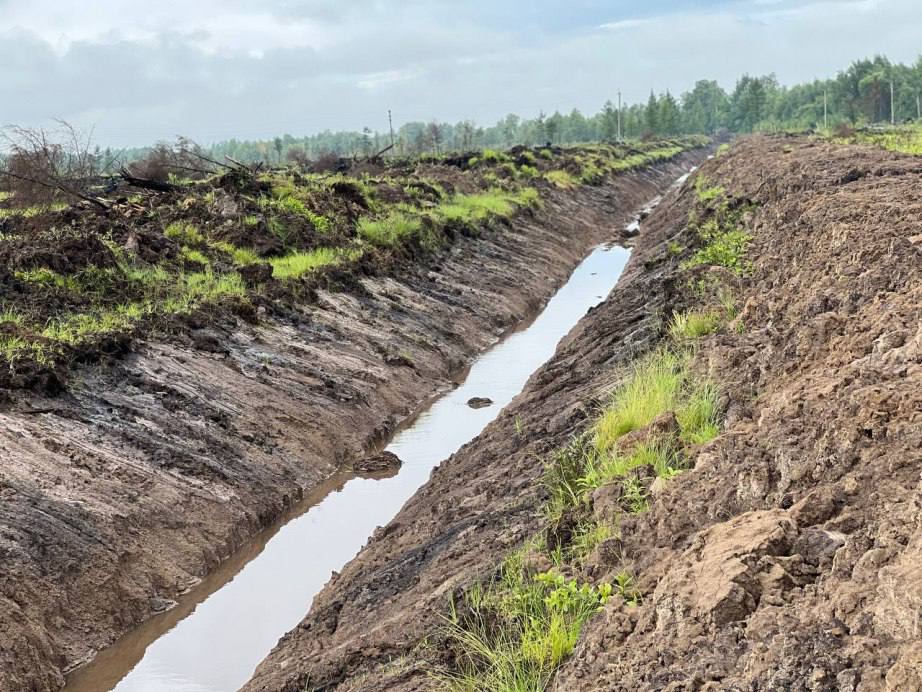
{"left": 438, "top": 555, "right": 611, "bottom": 692}
{"left": 682, "top": 228, "right": 752, "bottom": 275}
{"left": 693, "top": 175, "right": 725, "bottom": 204}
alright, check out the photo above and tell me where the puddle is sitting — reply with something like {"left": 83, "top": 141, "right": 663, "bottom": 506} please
{"left": 65, "top": 234, "right": 641, "bottom": 692}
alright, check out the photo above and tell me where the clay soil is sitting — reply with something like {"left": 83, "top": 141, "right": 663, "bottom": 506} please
{"left": 0, "top": 156, "right": 702, "bottom": 692}
{"left": 242, "top": 135, "right": 922, "bottom": 692}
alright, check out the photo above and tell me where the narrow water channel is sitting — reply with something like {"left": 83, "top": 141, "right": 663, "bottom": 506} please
{"left": 65, "top": 242, "right": 633, "bottom": 692}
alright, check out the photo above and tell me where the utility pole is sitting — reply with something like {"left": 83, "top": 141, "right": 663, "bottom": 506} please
{"left": 617, "top": 90, "right": 622, "bottom": 141}
{"left": 388, "top": 110, "right": 395, "bottom": 147}
{"left": 890, "top": 81, "right": 896, "bottom": 125}
{"left": 823, "top": 90, "right": 828, "bottom": 131}
{"left": 917, "top": 93, "right": 921, "bottom": 121}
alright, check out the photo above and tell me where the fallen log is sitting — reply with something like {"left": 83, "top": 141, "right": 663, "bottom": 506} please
{"left": 119, "top": 167, "right": 179, "bottom": 193}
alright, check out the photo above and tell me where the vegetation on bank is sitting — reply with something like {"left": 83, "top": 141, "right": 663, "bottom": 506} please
{"left": 0, "top": 137, "right": 706, "bottom": 390}
{"left": 681, "top": 176, "right": 754, "bottom": 275}
{"left": 434, "top": 161, "right": 756, "bottom": 691}
{"left": 832, "top": 122, "right": 922, "bottom": 155}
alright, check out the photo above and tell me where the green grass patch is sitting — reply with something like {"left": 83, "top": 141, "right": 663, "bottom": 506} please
{"left": 39, "top": 270, "right": 247, "bottom": 347}
{"left": 594, "top": 350, "right": 685, "bottom": 452}
{"left": 358, "top": 211, "right": 426, "bottom": 248}
{"left": 269, "top": 247, "right": 362, "bottom": 280}
{"left": 0, "top": 335, "right": 53, "bottom": 367}
{"left": 844, "top": 124, "right": 922, "bottom": 155}
{"left": 682, "top": 226, "right": 752, "bottom": 275}
{"left": 594, "top": 348, "right": 719, "bottom": 458}
{"left": 693, "top": 175, "right": 725, "bottom": 203}
{"left": 0, "top": 307, "right": 25, "bottom": 326}
{"left": 544, "top": 170, "right": 578, "bottom": 189}
{"left": 213, "top": 241, "right": 262, "bottom": 266}
{"left": 181, "top": 247, "right": 211, "bottom": 266}
{"left": 517, "top": 164, "right": 539, "bottom": 179}
{"left": 681, "top": 183, "right": 754, "bottom": 276}
{"left": 165, "top": 221, "right": 205, "bottom": 245}
{"left": 0, "top": 202, "right": 68, "bottom": 219}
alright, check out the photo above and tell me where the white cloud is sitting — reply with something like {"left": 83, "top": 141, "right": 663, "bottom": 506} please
{"left": 598, "top": 18, "right": 651, "bottom": 31}
{"left": 357, "top": 68, "right": 425, "bottom": 91}
{"left": 0, "top": 0, "right": 918, "bottom": 147}
{"left": 0, "top": 0, "right": 335, "bottom": 53}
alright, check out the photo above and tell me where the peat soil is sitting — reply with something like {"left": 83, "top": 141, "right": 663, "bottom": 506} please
{"left": 0, "top": 156, "right": 702, "bottom": 692}
{"left": 242, "top": 135, "right": 921, "bottom": 691}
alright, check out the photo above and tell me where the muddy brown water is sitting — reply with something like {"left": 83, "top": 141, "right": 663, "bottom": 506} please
{"left": 64, "top": 243, "right": 632, "bottom": 692}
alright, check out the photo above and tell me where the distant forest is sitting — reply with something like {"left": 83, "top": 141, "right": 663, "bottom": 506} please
{"left": 122, "top": 54, "right": 922, "bottom": 164}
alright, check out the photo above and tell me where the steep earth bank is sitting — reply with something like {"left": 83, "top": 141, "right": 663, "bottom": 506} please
{"left": 243, "top": 135, "right": 921, "bottom": 691}
{"left": 0, "top": 155, "right": 702, "bottom": 692}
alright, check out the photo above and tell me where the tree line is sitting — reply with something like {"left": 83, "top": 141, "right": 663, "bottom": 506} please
{"left": 108, "top": 53, "right": 922, "bottom": 165}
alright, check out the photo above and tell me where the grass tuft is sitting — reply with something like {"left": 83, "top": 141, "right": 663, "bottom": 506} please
{"left": 358, "top": 212, "right": 426, "bottom": 248}
{"left": 594, "top": 350, "right": 685, "bottom": 454}
{"left": 544, "top": 170, "right": 578, "bottom": 189}
{"left": 269, "top": 247, "right": 362, "bottom": 280}
{"left": 669, "top": 310, "right": 721, "bottom": 341}
{"left": 165, "top": 221, "right": 205, "bottom": 245}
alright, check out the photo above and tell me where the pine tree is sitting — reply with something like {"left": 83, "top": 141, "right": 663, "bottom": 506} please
{"left": 645, "top": 91, "right": 659, "bottom": 134}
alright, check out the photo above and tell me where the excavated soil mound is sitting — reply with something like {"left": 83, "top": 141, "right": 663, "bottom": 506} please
{"left": 557, "top": 136, "right": 922, "bottom": 691}
{"left": 242, "top": 135, "right": 921, "bottom": 692}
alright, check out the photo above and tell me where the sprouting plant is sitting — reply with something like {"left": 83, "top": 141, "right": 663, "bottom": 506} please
{"left": 613, "top": 571, "right": 641, "bottom": 606}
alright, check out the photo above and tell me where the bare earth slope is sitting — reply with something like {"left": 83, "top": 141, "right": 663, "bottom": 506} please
{"left": 0, "top": 157, "right": 700, "bottom": 692}
{"left": 556, "top": 137, "right": 922, "bottom": 691}
{"left": 244, "top": 136, "right": 921, "bottom": 691}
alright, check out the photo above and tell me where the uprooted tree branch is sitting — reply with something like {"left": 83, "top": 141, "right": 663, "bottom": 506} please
{"left": 0, "top": 121, "right": 112, "bottom": 210}
{"left": 0, "top": 124, "right": 274, "bottom": 209}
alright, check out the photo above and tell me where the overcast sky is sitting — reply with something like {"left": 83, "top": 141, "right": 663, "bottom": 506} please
{"left": 1, "top": 0, "right": 919, "bottom": 147}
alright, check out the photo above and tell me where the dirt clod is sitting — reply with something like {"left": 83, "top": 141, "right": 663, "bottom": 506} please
{"left": 354, "top": 451, "right": 403, "bottom": 475}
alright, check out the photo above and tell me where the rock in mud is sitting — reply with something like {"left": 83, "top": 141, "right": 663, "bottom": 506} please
{"left": 591, "top": 482, "right": 624, "bottom": 522}
{"left": 466, "top": 396, "right": 493, "bottom": 409}
{"left": 354, "top": 451, "right": 402, "bottom": 475}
